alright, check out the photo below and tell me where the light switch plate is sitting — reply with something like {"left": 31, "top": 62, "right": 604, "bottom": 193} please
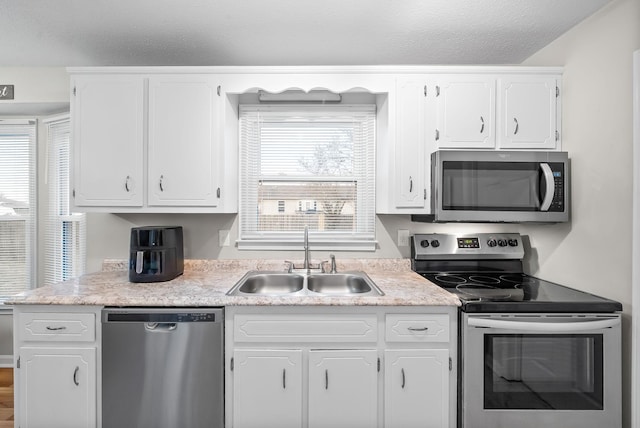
{"left": 397, "top": 229, "right": 410, "bottom": 247}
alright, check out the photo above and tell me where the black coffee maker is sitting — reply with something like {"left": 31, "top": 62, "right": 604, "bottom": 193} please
{"left": 129, "top": 226, "right": 184, "bottom": 282}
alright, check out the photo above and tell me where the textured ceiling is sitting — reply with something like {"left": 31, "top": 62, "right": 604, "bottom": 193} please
{"left": 0, "top": 0, "right": 611, "bottom": 67}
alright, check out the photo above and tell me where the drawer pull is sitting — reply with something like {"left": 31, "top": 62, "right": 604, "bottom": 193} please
{"left": 73, "top": 366, "right": 80, "bottom": 386}
{"left": 407, "top": 327, "right": 429, "bottom": 332}
{"left": 46, "top": 326, "right": 67, "bottom": 331}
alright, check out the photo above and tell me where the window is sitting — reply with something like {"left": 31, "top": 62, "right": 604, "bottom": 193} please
{"left": 0, "top": 120, "right": 36, "bottom": 300}
{"left": 43, "top": 116, "right": 86, "bottom": 286}
{"left": 239, "top": 104, "right": 376, "bottom": 250}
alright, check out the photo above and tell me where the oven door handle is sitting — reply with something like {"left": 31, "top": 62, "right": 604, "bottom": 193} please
{"left": 468, "top": 317, "right": 620, "bottom": 332}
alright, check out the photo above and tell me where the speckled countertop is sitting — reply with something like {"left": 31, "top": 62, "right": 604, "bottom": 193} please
{"left": 6, "top": 259, "right": 460, "bottom": 307}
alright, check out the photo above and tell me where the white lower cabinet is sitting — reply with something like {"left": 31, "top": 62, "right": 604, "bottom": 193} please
{"left": 232, "top": 349, "right": 303, "bottom": 428}
{"left": 227, "top": 307, "right": 457, "bottom": 428}
{"left": 308, "top": 350, "right": 378, "bottom": 428}
{"left": 13, "top": 306, "right": 101, "bottom": 428}
{"left": 19, "top": 347, "right": 97, "bottom": 428}
{"left": 385, "top": 349, "right": 450, "bottom": 428}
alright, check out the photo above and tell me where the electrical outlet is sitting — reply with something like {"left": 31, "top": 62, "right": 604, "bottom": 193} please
{"left": 398, "top": 229, "right": 410, "bottom": 247}
{"left": 219, "top": 230, "right": 230, "bottom": 247}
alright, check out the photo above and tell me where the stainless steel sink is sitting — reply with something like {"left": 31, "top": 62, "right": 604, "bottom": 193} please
{"left": 229, "top": 271, "right": 304, "bottom": 295}
{"left": 227, "top": 271, "right": 384, "bottom": 296}
{"left": 307, "top": 273, "right": 380, "bottom": 295}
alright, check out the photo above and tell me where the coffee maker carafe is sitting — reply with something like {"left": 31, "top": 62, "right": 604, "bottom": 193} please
{"left": 129, "top": 226, "right": 184, "bottom": 282}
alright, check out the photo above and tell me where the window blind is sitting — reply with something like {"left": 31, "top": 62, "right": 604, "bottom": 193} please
{"left": 239, "top": 104, "right": 376, "bottom": 250}
{"left": 0, "top": 120, "right": 36, "bottom": 299}
{"left": 44, "top": 117, "right": 86, "bottom": 286}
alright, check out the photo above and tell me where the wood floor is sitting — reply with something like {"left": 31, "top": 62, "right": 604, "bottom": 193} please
{"left": 0, "top": 368, "right": 13, "bottom": 428}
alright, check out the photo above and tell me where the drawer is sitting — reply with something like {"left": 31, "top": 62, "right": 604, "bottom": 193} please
{"left": 385, "top": 314, "right": 449, "bottom": 343}
{"left": 234, "top": 314, "right": 377, "bottom": 343}
{"left": 19, "top": 313, "right": 96, "bottom": 342}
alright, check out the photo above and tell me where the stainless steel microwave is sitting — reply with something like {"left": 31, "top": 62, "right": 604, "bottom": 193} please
{"left": 427, "top": 150, "right": 569, "bottom": 223}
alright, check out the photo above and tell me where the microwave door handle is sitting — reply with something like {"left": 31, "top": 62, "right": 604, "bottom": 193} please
{"left": 539, "top": 163, "right": 555, "bottom": 211}
{"left": 468, "top": 317, "right": 620, "bottom": 332}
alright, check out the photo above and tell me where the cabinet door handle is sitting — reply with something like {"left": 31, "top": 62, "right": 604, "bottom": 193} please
{"left": 409, "top": 176, "right": 413, "bottom": 193}
{"left": 125, "top": 175, "right": 131, "bottom": 192}
{"left": 325, "top": 369, "right": 329, "bottom": 390}
{"left": 513, "top": 118, "right": 519, "bottom": 135}
{"left": 407, "top": 326, "right": 429, "bottom": 332}
{"left": 435, "top": 129, "right": 440, "bottom": 141}
{"left": 283, "top": 369, "right": 286, "bottom": 389}
{"left": 401, "top": 368, "right": 406, "bottom": 389}
{"left": 480, "top": 116, "right": 485, "bottom": 134}
{"left": 73, "top": 366, "right": 79, "bottom": 386}
{"left": 159, "top": 175, "right": 164, "bottom": 192}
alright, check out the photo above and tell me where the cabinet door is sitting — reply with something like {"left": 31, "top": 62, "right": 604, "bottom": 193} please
{"left": 19, "top": 347, "right": 96, "bottom": 428}
{"left": 308, "top": 349, "right": 378, "bottom": 428}
{"left": 232, "top": 349, "right": 303, "bottom": 428}
{"left": 148, "top": 75, "right": 221, "bottom": 207}
{"left": 497, "top": 76, "right": 558, "bottom": 149}
{"left": 435, "top": 77, "right": 495, "bottom": 148}
{"left": 385, "top": 349, "right": 449, "bottom": 428}
{"left": 394, "top": 78, "right": 427, "bottom": 209}
{"left": 72, "top": 75, "right": 144, "bottom": 207}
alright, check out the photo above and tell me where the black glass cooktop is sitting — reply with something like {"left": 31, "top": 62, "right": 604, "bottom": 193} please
{"left": 420, "top": 272, "right": 622, "bottom": 313}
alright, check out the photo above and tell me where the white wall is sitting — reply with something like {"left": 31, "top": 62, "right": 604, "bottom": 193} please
{"left": 520, "top": 1, "right": 640, "bottom": 426}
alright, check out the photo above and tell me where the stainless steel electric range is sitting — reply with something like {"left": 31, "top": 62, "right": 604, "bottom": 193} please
{"left": 411, "top": 233, "right": 622, "bottom": 428}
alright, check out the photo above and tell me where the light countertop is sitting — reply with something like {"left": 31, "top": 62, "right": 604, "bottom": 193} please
{"left": 6, "top": 259, "right": 460, "bottom": 307}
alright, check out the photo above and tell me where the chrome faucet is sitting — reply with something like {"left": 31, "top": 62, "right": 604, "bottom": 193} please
{"left": 304, "top": 225, "right": 311, "bottom": 274}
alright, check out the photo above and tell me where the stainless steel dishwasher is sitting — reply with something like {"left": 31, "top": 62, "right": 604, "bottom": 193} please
{"left": 102, "top": 307, "right": 224, "bottom": 428}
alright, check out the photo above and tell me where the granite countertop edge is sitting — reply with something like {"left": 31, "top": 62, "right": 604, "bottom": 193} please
{"left": 6, "top": 259, "right": 461, "bottom": 307}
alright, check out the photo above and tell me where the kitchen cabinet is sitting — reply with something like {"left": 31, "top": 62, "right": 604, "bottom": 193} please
{"left": 13, "top": 306, "right": 101, "bottom": 428}
{"left": 147, "top": 75, "right": 221, "bottom": 207}
{"left": 392, "top": 77, "right": 429, "bottom": 211}
{"left": 308, "top": 349, "right": 378, "bottom": 428}
{"left": 71, "top": 74, "right": 145, "bottom": 207}
{"left": 19, "top": 347, "right": 96, "bottom": 428}
{"left": 434, "top": 76, "right": 496, "bottom": 149}
{"left": 232, "top": 349, "right": 303, "bottom": 428}
{"left": 497, "top": 76, "right": 559, "bottom": 149}
{"left": 432, "top": 74, "right": 560, "bottom": 151}
{"left": 226, "top": 306, "right": 457, "bottom": 428}
{"left": 385, "top": 349, "right": 449, "bottom": 428}
{"left": 70, "top": 71, "right": 230, "bottom": 212}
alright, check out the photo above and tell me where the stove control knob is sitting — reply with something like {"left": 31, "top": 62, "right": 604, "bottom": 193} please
{"left": 487, "top": 238, "right": 497, "bottom": 247}
{"left": 430, "top": 239, "right": 440, "bottom": 248}
{"left": 497, "top": 239, "right": 507, "bottom": 247}
{"left": 420, "top": 239, "right": 430, "bottom": 248}
{"left": 508, "top": 239, "right": 518, "bottom": 247}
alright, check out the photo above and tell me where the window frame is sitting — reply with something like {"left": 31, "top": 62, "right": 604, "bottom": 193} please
{"left": 238, "top": 104, "right": 377, "bottom": 251}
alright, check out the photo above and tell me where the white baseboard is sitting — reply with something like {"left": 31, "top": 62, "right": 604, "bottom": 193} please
{"left": 0, "top": 355, "right": 13, "bottom": 368}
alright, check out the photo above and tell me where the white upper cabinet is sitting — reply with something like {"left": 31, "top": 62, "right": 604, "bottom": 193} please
{"left": 147, "top": 75, "right": 220, "bottom": 207}
{"left": 394, "top": 77, "right": 428, "bottom": 210}
{"left": 434, "top": 76, "right": 496, "bottom": 149}
{"left": 70, "top": 70, "right": 229, "bottom": 213}
{"left": 497, "top": 76, "right": 559, "bottom": 149}
{"left": 72, "top": 75, "right": 145, "bottom": 207}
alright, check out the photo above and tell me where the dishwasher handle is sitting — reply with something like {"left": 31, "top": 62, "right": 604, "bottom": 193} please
{"left": 145, "top": 322, "right": 177, "bottom": 332}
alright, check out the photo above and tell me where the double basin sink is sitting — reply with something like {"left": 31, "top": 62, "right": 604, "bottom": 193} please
{"left": 227, "top": 270, "right": 384, "bottom": 297}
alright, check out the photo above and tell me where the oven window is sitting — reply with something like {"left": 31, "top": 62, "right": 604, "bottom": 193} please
{"left": 484, "top": 334, "right": 603, "bottom": 410}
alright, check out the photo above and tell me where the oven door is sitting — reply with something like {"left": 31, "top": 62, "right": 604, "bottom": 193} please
{"left": 431, "top": 150, "right": 569, "bottom": 223}
{"left": 461, "top": 313, "right": 621, "bottom": 428}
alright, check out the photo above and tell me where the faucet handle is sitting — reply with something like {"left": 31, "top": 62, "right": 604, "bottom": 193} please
{"left": 284, "top": 261, "right": 294, "bottom": 273}
{"left": 329, "top": 254, "right": 337, "bottom": 274}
